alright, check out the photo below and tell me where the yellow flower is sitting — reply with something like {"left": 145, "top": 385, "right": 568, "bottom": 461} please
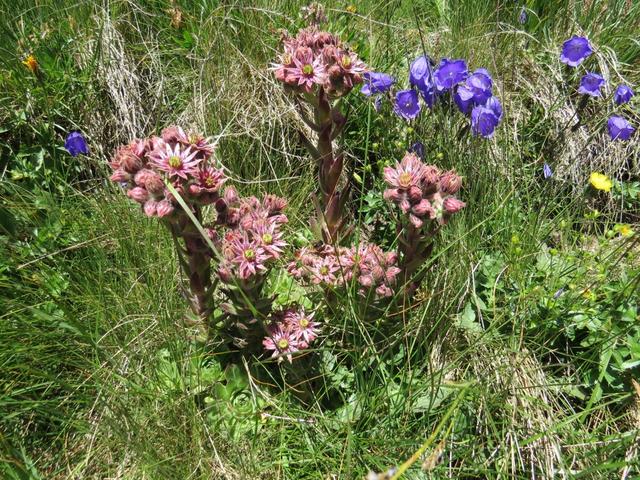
{"left": 589, "top": 172, "right": 612, "bottom": 192}
{"left": 614, "top": 224, "right": 634, "bottom": 237}
{"left": 346, "top": 5, "right": 357, "bottom": 13}
{"left": 22, "top": 54, "right": 38, "bottom": 73}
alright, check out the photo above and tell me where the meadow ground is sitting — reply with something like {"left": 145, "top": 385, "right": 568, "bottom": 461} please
{"left": 1, "top": 0, "right": 639, "bottom": 478}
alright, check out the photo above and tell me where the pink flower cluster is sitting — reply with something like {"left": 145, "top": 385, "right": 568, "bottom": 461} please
{"left": 383, "top": 152, "right": 466, "bottom": 227}
{"left": 214, "top": 189, "right": 289, "bottom": 282}
{"left": 273, "top": 26, "right": 367, "bottom": 97}
{"left": 288, "top": 243, "right": 401, "bottom": 298}
{"left": 108, "top": 126, "right": 224, "bottom": 217}
{"left": 262, "top": 307, "right": 320, "bottom": 363}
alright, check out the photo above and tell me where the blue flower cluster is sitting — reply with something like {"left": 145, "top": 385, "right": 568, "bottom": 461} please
{"left": 561, "top": 36, "right": 635, "bottom": 141}
{"left": 361, "top": 56, "right": 504, "bottom": 139}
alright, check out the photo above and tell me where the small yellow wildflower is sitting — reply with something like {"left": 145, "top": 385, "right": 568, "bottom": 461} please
{"left": 346, "top": 5, "right": 357, "bottom": 13}
{"left": 614, "top": 224, "right": 634, "bottom": 237}
{"left": 581, "top": 289, "right": 596, "bottom": 301}
{"left": 22, "top": 54, "right": 38, "bottom": 73}
{"left": 589, "top": 172, "right": 612, "bottom": 192}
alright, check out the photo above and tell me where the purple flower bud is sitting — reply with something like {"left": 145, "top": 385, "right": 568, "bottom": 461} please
{"left": 578, "top": 72, "right": 605, "bottom": 97}
{"left": 64, "top": 131, "right": 89, "bottom": 157}
{"left": 543, "top": 163, "right": 553, "bottom": 179}
{"left": 519, "top": 7, "right": 527, "bottom": 24}
{"left": 412, "top": 199, "right": 433, "bottom": 216}
{"left": 109, "top": 169, "right": 130, "bottom": 183}
{"left": 560, "top": 36, "right": 593, "bottom": 67}
{"left": 614, "top": 84, "right": 634, "bottom": 105}
{"left": 409, "top": 214, "right": 423, "bottom": 228}
{"left": 607, "top": 116, "right": 635, "bottom": 141}
{"left": 409, "top": 141, "right": 425, "bottom": 160}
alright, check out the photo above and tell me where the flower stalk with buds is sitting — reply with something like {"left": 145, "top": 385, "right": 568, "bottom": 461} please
{"left": 273, "top": 26, "right": 367, "bottom": 243}
{"left": 108, "top": 127, "right": 223, "bottom": 335}
{"left": 383, "top": 152, "right": 466, "bottom": 292}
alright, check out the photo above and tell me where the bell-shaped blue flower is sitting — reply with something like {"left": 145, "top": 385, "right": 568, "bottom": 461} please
{"left": 65, "top": 131, "right": 89, "bottom": 157}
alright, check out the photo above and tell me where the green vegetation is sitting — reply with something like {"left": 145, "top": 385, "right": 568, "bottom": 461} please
{"left": 1, "top": 0, "right": 639, "bottom": 478}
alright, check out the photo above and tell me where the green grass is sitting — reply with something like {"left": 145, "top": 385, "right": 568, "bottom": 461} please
{"left": 1, "top": 0, "right": 640, "bottom": 478}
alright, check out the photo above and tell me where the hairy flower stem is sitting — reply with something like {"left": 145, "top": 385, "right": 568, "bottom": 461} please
{"left": 168, "top": 208, "right": 213, "bottom": 335}
{"left": 297, "top": 89, "right": 349, "bottom": 243}
{"left": 398, "top": 222, "right": 438, "bottom": 294}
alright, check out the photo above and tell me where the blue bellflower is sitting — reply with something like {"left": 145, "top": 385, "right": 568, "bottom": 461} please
{"left": 394, "top": 89, "right": 421, "bottom": 120}
{"left": 560, "top": 36, "right": 593, "bottom": 67}
{"left": 471, "top": 105, "right": 499, "bottom": 138}
{"left": 607, "top": 116, "right": 635, "bottom": 141}
{"left": 543, "top": 163, "right": 553, "bottom": 179}
{"left": 65, "top": 131, "right": 89, "bottom": 157}
{"left": 578, "top": 72, "right": 605, "bottom": 97}
{"left": 433, "top": 58, "right": 468, "bottom": 92}
{"left": 409, "top": 56, "right": 432, "bottom": 89}
{"left": 614, "top": 84, "right": 634, "bottom": 105}
{"left": 466, "top": 68, "right": 493, "bottom": 105}
{"left": 361, "top": 72, "right": 395, "bottom": 96}
{"left": 453, "top": 84, "right": 475, "bottom": 114}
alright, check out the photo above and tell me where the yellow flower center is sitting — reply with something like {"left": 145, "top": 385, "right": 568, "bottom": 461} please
{"left": 277, "top": 338, "right": 289, "bottom": 350}
{"left": 262, "top": 233, "right": 273, "bottom": 244}
{"left": 341, "top": 56, "right": 352, "bottom": 68}
{"left": 204, "top": 176, "right": 217, "bottom": 188}
{"left": 398, "top": 171, "right": 412, "bottom": 187}
{"left": 244, "top": 249, "right": 255, "bottom": 260}
{"left": 299, "top": 318, "right": 309, "bottom": 328}
{"left": 302, "top": 64, "right": 314, "bottom": 75}
{"left": 319, "top": 266, "right": 329, "bottom": 276}
{"left": 168, "top": 155, "right": 182, "bottom": 169}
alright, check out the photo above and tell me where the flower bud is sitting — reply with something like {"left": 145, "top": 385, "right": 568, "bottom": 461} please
{"left": 408, "top": 185, "right": 422, "bottom": 202}
{"left": 161, "top": 126, "right": 184, "bottom": 144}
{"left": 117, "top": 146, "right": 144, "bottom": 173}
{"left": 443, "top": 197, "right": 466, "bottom": 214}
{"left": 218, "top": 266, "right": 233, "bottom": 283}
{"left": 156, "top": 200, "right": 175, "bottom": 217}
{"left": 412, "top": 199, "right": 433, "bottom": 217}
{"left": 127, "top": 187, "right": 149, "bottom": 203}
{"left": 134, "top": 169, "right": 154, "bottom": 187}
{"left": 145, "top": 173, "right": 165, "bottom": 196}
{"left": 440, "top": 170, "right": 462, "bottom": 194}
{"left": 223, "top": 186, "right": 238, "bottom": 204}
{"left": 109, "top": 169, "right": 130, "bottom": 183}
{"left": 143, "top": 200, "right": 158, "bottom": 217}
{"left": 409, "top": 214, "right": 423, "bottom": 228}
{"left": 383, "top": 188, "right": 401, "bottom": 202}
